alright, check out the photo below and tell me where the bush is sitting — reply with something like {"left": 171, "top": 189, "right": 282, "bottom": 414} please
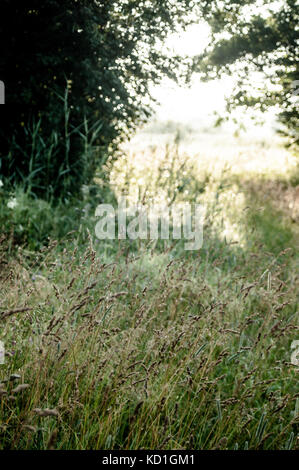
{"left": 0, "top": 0, "right": 197, "bottom": 199}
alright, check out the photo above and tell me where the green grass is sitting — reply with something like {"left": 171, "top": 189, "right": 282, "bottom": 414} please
{"left": 0, "top": 136, "right": 298, "bottom": 450}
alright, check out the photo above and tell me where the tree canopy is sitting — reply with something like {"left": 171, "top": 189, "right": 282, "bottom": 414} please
{"left": 0, "top": 0, "right": 199, "bottom": 198}
{"left": 0, "top": 1, "right": 297, "bottom": 200}
{"left": 196, "top": 0, "right": 299, "bottom": 147}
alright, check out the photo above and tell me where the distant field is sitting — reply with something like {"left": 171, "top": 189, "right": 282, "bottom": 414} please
{"left": 121, "top": 122, "right": 297, "bottom": 177}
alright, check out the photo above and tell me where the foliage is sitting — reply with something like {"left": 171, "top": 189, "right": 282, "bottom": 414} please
{"left": 0, "top": 0, "right": 198, "bottom": 198}
{"left": 196, "top": 0, "right": 299, "bottom": 147}
{"left": 0, "top": 175, "right": 116, "bottom": 251}
{"left": 0, "top": 175, "right": 298, "bottom": 450}
{"left": 0, "top": 135, "right": 298, "bottom": 449}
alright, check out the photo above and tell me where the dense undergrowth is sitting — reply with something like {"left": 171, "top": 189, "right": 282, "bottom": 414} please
{"left": 0, "top": 136, "right": 298, "bottom": 450}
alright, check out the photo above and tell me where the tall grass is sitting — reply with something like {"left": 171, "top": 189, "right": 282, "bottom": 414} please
{"left": 0, "top": 133, "right": 298, "bottom": 450}
{"left": 1, "top": 89, "right": 105, "bottom": 202}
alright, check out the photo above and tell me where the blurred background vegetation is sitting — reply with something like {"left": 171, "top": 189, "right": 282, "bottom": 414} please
{"left": 0, "top": 1, "right": 298, "bottom": 212}
{"left": 0, "top": 1, "right": 298, "bottom": 450}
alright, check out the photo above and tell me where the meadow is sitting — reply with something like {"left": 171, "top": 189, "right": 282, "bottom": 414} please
{"left": 0, "top": 125, "right": 298, "bottom": 450}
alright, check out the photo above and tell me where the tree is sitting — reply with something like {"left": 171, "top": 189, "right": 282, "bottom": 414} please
{"left": 0, "top": 0, "right": 199, "bottom": 199}
{"left": 194, "top": 0, "right": 299, "bottom": 147}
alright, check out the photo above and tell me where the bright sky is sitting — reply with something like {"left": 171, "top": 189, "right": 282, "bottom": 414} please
{"left": 152, "top": 22, "right": 224, "bottom": 123}
{"left": 150, "top": 22, "right": 276, "bottom": 136}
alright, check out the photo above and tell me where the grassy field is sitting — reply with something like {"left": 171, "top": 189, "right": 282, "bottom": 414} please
{"left": 0, "top": 128, "right": 298, "bottom": 449}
